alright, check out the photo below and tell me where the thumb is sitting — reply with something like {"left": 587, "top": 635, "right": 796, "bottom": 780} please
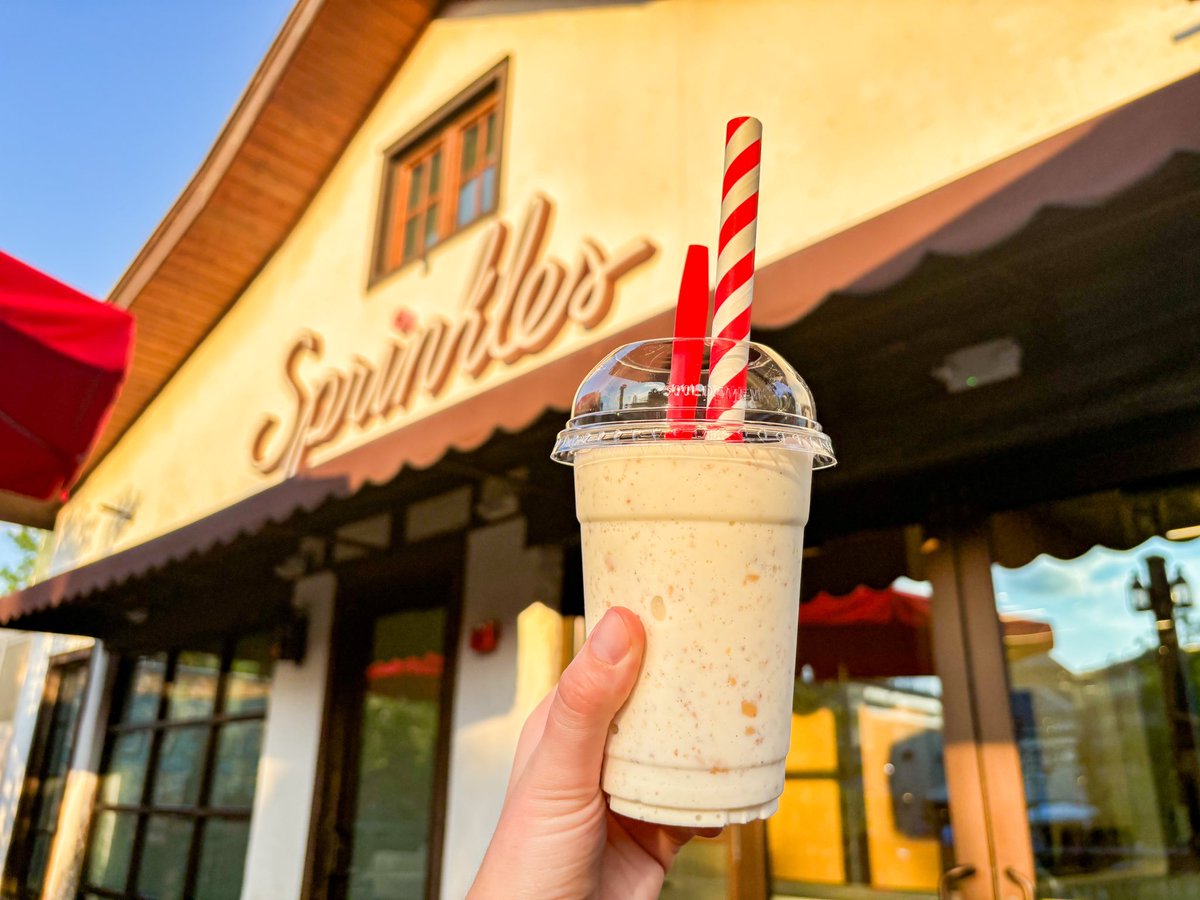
{"left": 521, "top": 607, "right": 644, "bottom": 799}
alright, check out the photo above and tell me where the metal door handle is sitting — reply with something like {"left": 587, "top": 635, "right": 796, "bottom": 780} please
{"left": 938, "top": 864, "right": 977, "bottom": 900}
{"left": 1005, "top": 866, "right": 1036, "bottom": 899}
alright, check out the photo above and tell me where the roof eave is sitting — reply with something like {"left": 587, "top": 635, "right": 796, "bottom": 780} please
{"left": 75, "top": 0, "right": 440, "bottom": 488}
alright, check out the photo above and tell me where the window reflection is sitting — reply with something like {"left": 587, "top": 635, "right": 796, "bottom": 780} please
{"left": 136, "top": 815, "right": 192, "bottom": 900}
{"left": 660, "top": 833, "right": 728, "bottom": 899}
{"left": 86, "top": 811, "right": 135, "bottom": 891}
{"left": 346, "top": 607, "right": 445, "bottom": 900}
{"left": 195, "top": 819, "right": 250, "bottom": 900}
{"left": 210, "top": 721, "right": 264, "bottom": 809}
{"left": 152, "top": 726, "right": 207, "bottom": 806}
{"left": 771, "top": 578, "right": 952, "bottom": 898}
{"left": 124, "top": 655, "right": 166, "bottom": 724}
{"left": 994, "top": 535, "right": 1200, "bottom": 898}
{"left": 101, "top": 731, "right": 151, "bottom": 806}
{"left": 168, "top": 651, "right": 220, "bottom": 720}
{"left": 225, "top": 635, "right": 272, "bottom": 715}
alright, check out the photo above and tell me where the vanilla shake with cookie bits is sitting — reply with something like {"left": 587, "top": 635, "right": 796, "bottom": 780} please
{"left": 551, "top": 118, "right": 836, "bottom": 826}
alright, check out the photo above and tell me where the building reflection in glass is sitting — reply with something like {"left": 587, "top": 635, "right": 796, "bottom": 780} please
{"left": 770, "top": 581, "right": 954, "bottom": 897}
{"left": 994, "top": 536, "right": 1200, "bottom": 898}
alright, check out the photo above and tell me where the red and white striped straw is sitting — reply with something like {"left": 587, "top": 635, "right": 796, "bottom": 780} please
{"left": 706, "top": 116, "right": 762, "bottom": 438}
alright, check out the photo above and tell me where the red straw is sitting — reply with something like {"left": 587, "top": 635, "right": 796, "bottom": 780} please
{"left": 666, "top": 245, "right": 710, "bottom": 438}
{"left": 706, "top": 116, "right": 761, "bottom": 439}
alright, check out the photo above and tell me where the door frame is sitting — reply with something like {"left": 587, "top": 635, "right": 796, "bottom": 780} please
{"left": 934, "top": 526, "right": 1038, "bottom": 900}
{"left": 0, "top": 648, "right": 92, "bottom": 900}
{"left": 304, "top": 534, "right": 465, "bottom": 900}
{"left": 918, "top": 534, "right": 998, "bottom": 900}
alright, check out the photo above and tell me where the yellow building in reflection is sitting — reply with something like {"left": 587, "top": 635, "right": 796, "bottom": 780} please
{"left": 770, "top": 691, "right": 947, "bottom": 894}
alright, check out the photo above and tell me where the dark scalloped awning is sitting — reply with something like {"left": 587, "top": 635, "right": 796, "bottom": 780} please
{"left": 770, "top": 146, "right": 1200, "bottom": 541}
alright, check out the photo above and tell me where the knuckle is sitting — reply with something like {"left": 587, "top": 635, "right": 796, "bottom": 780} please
{"left": 553, "top": 660, "right": 603, "bottom": 725}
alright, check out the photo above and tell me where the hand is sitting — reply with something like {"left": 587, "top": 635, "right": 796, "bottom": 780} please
{"left": 468, "top": 607, "right": 720, "bottom": 899}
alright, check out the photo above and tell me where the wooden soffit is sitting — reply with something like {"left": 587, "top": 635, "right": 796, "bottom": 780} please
{"left": 84, "top": 0, "right": 439, "bottom": 481}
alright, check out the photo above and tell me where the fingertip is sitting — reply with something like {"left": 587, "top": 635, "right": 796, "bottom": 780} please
{"left": 610, "top": 605, "right": 643, "bottom": 629}
{"left": 587, "top": 609, "right": 630, "bottom": 664}
{"left": 610, "top": 606, "right": 645, "bottom": 646}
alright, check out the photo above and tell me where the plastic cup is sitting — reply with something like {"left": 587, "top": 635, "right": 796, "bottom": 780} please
{"left": 551, "top": 338, "right": 835, "bottom": 826}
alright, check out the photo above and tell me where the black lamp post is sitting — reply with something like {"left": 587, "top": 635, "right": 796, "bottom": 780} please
{"left": 1129, "top": 555, "right": 1200, "bottom": 863}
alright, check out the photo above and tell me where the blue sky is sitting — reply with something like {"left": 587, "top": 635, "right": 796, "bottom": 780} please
{"left": 1, "top": 2, "right": 295, "bottom": 566}
{"left": 1, "top": 1, "right": 294, "bottom": 297}
{"left": 994, "top": 536, "right": 1200, "bottom": 674}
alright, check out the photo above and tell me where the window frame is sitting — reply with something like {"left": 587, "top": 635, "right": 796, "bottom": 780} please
{"left": 78, "top": 640, "right": 272, "bottom": 900}
{"left": 369, "top": 57, "right": 509, "bottom": 286}
{"left": 1, "top": 649, "right": 91, "bottom": 900}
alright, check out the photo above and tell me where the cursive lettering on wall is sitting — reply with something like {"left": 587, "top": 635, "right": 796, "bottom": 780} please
{"left": 252, "top": 194, "right": 656, "bottom": 476}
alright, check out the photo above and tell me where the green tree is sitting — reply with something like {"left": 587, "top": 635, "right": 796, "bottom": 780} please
{"left": 0, "top": 525, "right": 41, "bottom": 592}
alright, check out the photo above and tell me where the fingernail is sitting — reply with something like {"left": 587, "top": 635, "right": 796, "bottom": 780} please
{"left": 590, "top": 609, "right": 631, "bottom": 664}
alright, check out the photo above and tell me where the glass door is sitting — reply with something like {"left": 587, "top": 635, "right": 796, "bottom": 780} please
{"left": 312, "top": 542, "right": 460, "bottom": 900}
{"left": 983, "top": 493, "right": 1200, "bottom": 900}
{"left": 761, "top": 526, "right": 999, "bottom": 900}
{"left": 342, "top": 605, "right": 449, "bottom": 899}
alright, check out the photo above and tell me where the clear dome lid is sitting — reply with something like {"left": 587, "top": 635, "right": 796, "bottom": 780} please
{"left": 551, "top": 338, "right": 836, "bottom": 466}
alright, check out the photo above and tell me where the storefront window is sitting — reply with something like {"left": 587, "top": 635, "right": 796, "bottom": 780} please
{"left": 345, "top": 606, "right": 446, "bottom": 900}
{"left": 224, "top": 634, "right": 272, "bottom": 715}
{"left": 373, "top": 62, "right": 506, "bottom": 277}
{"left": 166, "top": 651, "right": 220, "bottom": 720}
{"left": 194, "top": 819, "right": 250, "bottom": 900}
{"left": 81, "top": 639, "right": 273, "bottom": 900}
{"left": 992, "top": 534, "right": 1200, "bottom": 898}
{"left": 86, "top": 811, "right": 136, "bottom": 891}
{"left": 123, "top": 654, "right": 166, "bottom": 725}
{"left": 101, "top": 731, "right": 151, "bottom": 805}
{"left": 770, "top": 576, "right": 952, "bottom": 899}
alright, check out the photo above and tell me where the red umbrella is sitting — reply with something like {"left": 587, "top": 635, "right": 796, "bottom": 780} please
{"left": 0, "top": 251, "right": 134, "bottom": 500}
{"left": 799, "top": 585, "right": 935, "bottom": 679}
{"left": 799, "top": 585, "right": 1055, "bottom": 679}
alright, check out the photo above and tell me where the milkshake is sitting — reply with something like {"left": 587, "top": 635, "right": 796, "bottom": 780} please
{"left": 552, "top": 338, "right": 835, "bottom": 826}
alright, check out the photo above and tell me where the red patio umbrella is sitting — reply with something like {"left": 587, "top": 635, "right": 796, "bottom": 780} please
{"left": 799, "top": 585, "right": 935, "bottom": 679}
{"left": 799, "top": 585, "right": 1055, "bottom": 679}
{"left": 0, "top": 251, "right": 134, "bottom": 501}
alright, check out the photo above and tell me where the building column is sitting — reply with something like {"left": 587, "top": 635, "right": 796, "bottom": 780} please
{"left": 241, "top": 571, "right": 336, "bottom": 900}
